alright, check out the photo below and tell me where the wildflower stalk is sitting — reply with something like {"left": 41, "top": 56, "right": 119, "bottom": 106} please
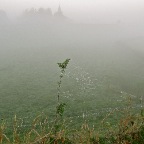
{"left": 56, "top": 58, "right": 70, "bottom": 117}
{"left": 52, "top": 59, "right": 70, "bottom": 136}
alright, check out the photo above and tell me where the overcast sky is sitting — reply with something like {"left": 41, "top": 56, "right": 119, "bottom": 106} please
{"left": 1, "top": 0, "right": 144, "bottom": 23}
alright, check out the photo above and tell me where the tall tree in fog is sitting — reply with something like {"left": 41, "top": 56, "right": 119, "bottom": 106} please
{"left": 0, "top": 10, "right": 9, "bottom": 24}
{"left": 0, "top": 10, "right": 8, "bottom": 19}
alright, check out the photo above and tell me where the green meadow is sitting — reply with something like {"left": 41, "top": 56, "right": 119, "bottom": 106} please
{"left": 0, "top": 24, "right": 144, "bottom": 133}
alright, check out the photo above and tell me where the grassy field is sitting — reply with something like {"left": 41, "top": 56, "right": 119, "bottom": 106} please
{"left": 0, "top": 24, "right": 144, "bottom": 137}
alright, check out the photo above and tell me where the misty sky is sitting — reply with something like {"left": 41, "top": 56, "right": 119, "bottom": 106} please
{"left": 1, "top": 0, "right": 144, "bottom": 23}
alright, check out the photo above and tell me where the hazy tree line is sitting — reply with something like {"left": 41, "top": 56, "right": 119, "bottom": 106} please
{"left": 23, "top": 8, "right": 53, "bottom": 17}
{"left": 0, "top": 6, "right": 69, "bottom": 25}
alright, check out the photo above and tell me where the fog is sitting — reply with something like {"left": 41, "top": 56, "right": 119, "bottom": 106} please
{"left": 0, "top": 0, "right": 144, "bottom": 124}
{"left": 1, "top": 0, "right": 144, "bottom": 24}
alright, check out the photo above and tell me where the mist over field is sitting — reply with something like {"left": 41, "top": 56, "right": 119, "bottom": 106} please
{"left": 0, "top": 0, "right": 144, "bottom": 129}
